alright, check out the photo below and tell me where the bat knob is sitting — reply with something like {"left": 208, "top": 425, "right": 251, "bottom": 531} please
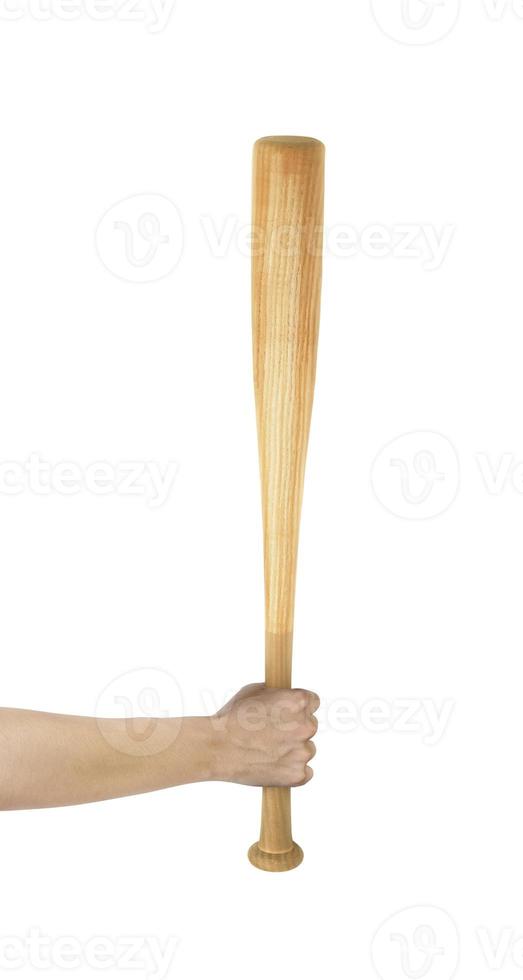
{"left": 247, "top": 841, "right": 304, "bottom": 872}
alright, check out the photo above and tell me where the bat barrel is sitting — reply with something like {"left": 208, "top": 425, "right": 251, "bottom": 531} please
{"left": 248, "top": 136, "right": 324, "bottom": 871}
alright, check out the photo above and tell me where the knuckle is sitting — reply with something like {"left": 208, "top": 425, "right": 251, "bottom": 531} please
{"left": 293, "top": 690, "right": 320, "bottom": 714}
{"left": 290, "top": 773, "right": 305, "bottom": 787}
{"left": 305, "top": 740, "right": 316, "bottom": 760}
{"left": 291, "top": 690, "right": 309, "bottom": 710}
{"left": 292, "top": 765, "right": 313, "bottom": 787}
{"left": 294, "top": 722, "right": 311, "bottom": 739}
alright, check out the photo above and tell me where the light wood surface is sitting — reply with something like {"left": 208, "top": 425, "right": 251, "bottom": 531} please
{"left": 248, "top": 136, "right": 324, "bottom": 872}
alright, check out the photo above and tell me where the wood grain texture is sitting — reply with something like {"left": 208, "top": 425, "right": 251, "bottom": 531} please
{"left": 248, "top": 136, "right": 324, "bottom": 872}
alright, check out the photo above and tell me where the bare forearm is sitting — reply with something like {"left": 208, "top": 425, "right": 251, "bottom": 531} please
{"left": 0, "top": 709, "right": 218, "bottom": 810}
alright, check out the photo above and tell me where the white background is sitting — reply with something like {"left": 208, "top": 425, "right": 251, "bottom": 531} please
{"left": 1, "top": 1, "right": 523, "bottom": 978}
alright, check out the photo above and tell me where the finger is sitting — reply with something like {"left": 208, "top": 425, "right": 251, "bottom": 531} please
{"left": 293, "top": 765, "right": 314, "bottom": 787}
{"left": 304, "top": 739, "right": 316, "bottom": 761}
{"left": 307, "top": 692, "right": 320, "bottom": 714}
{"left": 299, "top": 715, "right": 318, "bottom": 738}
{"left": 290, "top": 740, "right": 316, "bottom": 761}
{"left": 298, "top": 716, "right": 318, "bottom": 739}
{"left": 284, "top": 717, "right": 317, "bottom": 741}
{"left": 291, "top": 689, "right": 320, "bottom": 713}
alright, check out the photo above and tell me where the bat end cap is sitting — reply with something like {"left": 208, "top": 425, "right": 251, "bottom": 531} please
{"left": 247, "top": 841, "right": 304, "bottom": 872}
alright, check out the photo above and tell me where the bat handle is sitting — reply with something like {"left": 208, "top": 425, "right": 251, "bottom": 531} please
{"left": 248, "top": 789, "right": 303, "bottom": 872}
{"left": 248, "top": 633, "right": 303, "bottom": 872}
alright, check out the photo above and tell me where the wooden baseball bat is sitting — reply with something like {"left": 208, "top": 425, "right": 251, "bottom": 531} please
{"left": 248, "top": 136, "right": 324, "bottom": 872}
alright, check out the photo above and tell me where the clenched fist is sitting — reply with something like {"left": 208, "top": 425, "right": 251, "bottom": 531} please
{"left": 210, "top": 683, "right": 319, "bottom": 787}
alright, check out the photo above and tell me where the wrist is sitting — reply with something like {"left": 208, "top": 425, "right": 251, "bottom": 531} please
{"left": 178, "top": 716, "right": 228, "bottom": 782}
{"left": 204, "top": 715, "right": 230, "bottom": 781}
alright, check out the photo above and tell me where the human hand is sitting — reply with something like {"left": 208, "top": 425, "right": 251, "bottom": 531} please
{"left": 210, "top": 683, "right": 319, "bottom": 787}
